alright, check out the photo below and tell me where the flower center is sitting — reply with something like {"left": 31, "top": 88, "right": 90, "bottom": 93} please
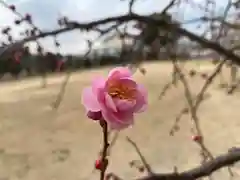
{"left": 107, "top": 81, "right": 137, "bottom": 100}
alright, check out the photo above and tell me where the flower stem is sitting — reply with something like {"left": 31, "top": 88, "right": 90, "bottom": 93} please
{"left": 100, "top": 120, "right": 109, "bottom": 180}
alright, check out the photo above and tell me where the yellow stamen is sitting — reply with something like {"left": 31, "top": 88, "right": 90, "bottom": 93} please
{"left": 107, "top": 81, "right": 136, "bottom": 100}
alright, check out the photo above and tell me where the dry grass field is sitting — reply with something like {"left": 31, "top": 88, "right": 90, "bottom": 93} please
{"left": 0, "top": 61, "right": 239, "bottom": 180}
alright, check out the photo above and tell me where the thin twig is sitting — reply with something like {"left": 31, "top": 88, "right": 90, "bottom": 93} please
{"left": 126, "top": 136, "right": 153, "bottom": 174}
{"left": 100, "top": 120, "right": 110, "bottom": 180}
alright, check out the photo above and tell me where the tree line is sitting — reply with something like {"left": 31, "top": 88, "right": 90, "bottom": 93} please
{"left": 0, "top": 43, "right": 191, "bottom": 81}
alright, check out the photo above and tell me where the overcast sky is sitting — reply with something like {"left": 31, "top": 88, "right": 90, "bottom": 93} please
{"left": 0, "top": 0, "right": 228, "bottom": 55}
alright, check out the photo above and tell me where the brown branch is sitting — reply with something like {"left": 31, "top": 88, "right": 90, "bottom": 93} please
{"left": 2, "top": 13, "right": 240, "bottom": 66}
{"left": 194, "top": 59, "right": 227, "bottom": 110}
{"left": 202, "top": 17, "right": 240, "bottom": 29}
{"left": 137, "top": 148, "right": 240, "bottom": 180}
{"left": 158, "top": 79, "right": 175, "bottom": 101}
{"left": 162, "top": 0, "right": 177, "bottom": 14}
{"left": 100, "top": 120, "right": 110, "bottom": 180}
{"left": 126, "top": 137, "right": 153, "bottom": 174}
{"left": 173, "top": 62, "right": 213, "bottom": 161}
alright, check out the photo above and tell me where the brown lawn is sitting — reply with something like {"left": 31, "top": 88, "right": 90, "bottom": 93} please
{"left": 0, "top": 61, "right": 239, "bottom": 180}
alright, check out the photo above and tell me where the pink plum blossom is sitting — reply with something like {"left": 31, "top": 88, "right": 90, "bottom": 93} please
{"left": 81, "top": 67, "right": 148, "bottom": 130}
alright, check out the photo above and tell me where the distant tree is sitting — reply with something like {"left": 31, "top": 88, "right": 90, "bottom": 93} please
{"left": 0, "top": 44, "right": 30, "bottom": 78}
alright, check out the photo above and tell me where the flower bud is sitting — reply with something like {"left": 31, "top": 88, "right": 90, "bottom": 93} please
{"left": 189, "top": 70, "right": 196, "bottom": 77}
{"left": 87, "top": 111, "right": 103, "bottom": 121}
{"left": 25, "top": 13, "right": 32, "bottom": 23}
{"left": 95, "top": 159, "right": 102, "bottom": 170}
{"left": 9, "top": 5, "right": 16, "bottom": 11}
{"left": 192, "top": 135, "right": 202, "bottom": 142}
{"left": 15, "top": 19, "right": 21, "bottom": 25}
{"left": 201, "top": 73, "right": 208, "bottom": 79}
{"left": 94, "top": 158, "right": 108, "bottom": 171}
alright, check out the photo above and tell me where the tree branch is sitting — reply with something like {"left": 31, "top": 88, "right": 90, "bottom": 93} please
{"left": 2, "top": 13, "right": 240, "bottom": 65}
{"left": 138, "top": 148, "right": 240, "bottom": 180}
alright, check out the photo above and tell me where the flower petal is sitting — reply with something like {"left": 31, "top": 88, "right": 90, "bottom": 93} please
{"left": 114, "top": 99, "right": 136, "bottom": 112}
{"left": 134, "top": 84, "right": 148, "bottom": 113}
{"left": 81, "top": 87, "right": 101, "bottom": 111}
{"left": 104, "top": 93, "right": 117, "bottom": 112}
{"left": 92, "top": 76, "right": 106, "bottom": 95}
{"left": 95, "top": 89, "right": 117, "bottom": 112}
{"left": 119, "top": 77, "right": 137, "bottom": 88}
{"left": 102, "top": 110, "right": 134, "bottom": 130}
{"left": 108, "top": 67, "right": 132, "bottom": 80}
